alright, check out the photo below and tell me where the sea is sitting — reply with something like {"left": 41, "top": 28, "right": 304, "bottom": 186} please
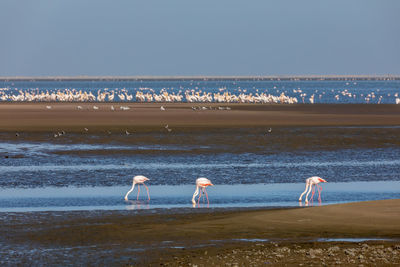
{"left": 0, "top": 78, "right": 400, "bottom": 212}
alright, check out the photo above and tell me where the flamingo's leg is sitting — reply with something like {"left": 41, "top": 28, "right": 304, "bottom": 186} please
{"left": 311, "top": 184, "right": 316, "bottom": 203}
{"left": 137, "top": 184, "right": 141, "bottom": 200}
{"left": 143, "top": 184, "right": 150, "bottom": 201}
{"left": 202, "top": 188, "right": 206, "bottom": 204}
{"left": 204, "top": 188, "right": 209, "bottom": 205}
{"left": 305, "top": 183, "right": 313, "bottom": 203}
{"left": 197, "top": 188, "right": 202, "bottom": 204}
{"left": 318, "top": 185, "right": 323, "bottom": 202}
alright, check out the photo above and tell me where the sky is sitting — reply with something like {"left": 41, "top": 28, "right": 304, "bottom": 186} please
{"left": 0, "top": 0, "right": 399, "bottom": 76}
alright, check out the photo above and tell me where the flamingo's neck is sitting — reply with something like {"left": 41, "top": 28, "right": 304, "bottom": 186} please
{"left": 124, "top": 182, "right": 137, "bottom": 200}
{"left": 192, "top": 186, "right": 199, "bottom": 204}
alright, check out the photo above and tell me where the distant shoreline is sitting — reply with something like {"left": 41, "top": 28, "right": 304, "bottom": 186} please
{"left": 0, "top": 75, "right": 399, "bottom": 81}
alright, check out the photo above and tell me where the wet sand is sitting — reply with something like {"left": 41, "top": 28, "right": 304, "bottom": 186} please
{"left": 1, "top": 199, "right": 399, "bottom": 265}
{"left": 0, "top": 103, "right": 400, "bottom": 132}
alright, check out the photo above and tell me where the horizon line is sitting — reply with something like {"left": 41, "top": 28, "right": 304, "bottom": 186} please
{"left": 0, "top": 74, "right": 399, "bottom": 81}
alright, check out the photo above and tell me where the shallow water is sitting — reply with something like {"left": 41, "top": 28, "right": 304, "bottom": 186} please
{"left": 1, "top": 125, "right": 400, "bottom": 212}
{"left": 0, "top": 181, "right": 399, "bottom": 212}
{"left": 1, "top": 145, "right": 400, "bottom": 188}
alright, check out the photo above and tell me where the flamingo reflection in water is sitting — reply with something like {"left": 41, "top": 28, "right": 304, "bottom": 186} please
{"left": 298, "top": 176, "right": 327, "bottom": 206}
{"left": 124, "top": 175, "right": 150, "bottom": 201}
{"left": 192, "top": 177, "right": 214, "bottom": 207}
{"left": 125, "top": 201, "right": 150, "bottom": 210}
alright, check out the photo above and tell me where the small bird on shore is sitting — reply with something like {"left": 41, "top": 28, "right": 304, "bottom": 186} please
{"left": 124, "top": 175, "right": 150, "bottom": 201}
{"left": 46, "top": 105, "right": 52, "bottom": 109}
{"left": 160, "top": 106, "right": 166, "bottom": 111}
{"left": 15, "top": 133, "right": 19, "bottom": 137}
{"left": 267, "top": 128, "right": 272, "bottom": 133}
{"left": 125, "top": 130, "right": 130, "bottom": 135}
{"left": 165, "top": 124, "right": 172, "bottom": 132}
{"left": 93, "top": 106, "right": 99, "bottom": 110}
{"left": 84, "top": 128, "right": 89, "bottom": 132}
{"left": 299, "top": 176, "right": 327, "bottom": 204}
{"left": 192, "top": 177, "right": 214, "bottom": 206}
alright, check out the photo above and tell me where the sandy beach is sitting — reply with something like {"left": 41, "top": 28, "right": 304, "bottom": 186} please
{"left": 0, "top": 103, "right": 400, "bottom": 132}
{"left": 1, "top": 199, "right": 399, "bottom": 265}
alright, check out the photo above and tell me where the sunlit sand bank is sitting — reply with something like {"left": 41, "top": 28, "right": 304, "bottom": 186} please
{"left": 0, "top": 103, "right": 399, "bottom": 132}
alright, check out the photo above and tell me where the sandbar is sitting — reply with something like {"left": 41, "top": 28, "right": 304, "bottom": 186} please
{"left": 0, "top": 103, "right": 399, "bottom": 132}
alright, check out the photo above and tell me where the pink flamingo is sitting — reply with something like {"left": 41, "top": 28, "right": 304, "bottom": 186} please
{"left": 124, "top": 175, "right": 150, "bottom": 201}
{"left": 298, "top": 176, "right": 327, "bottom": 204}
{"left": 192, "top": 177, "right": 213, "bottom": 205}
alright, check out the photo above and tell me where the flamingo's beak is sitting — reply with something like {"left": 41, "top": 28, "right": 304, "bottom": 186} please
{"left": 210, "top": 183, "right": 214, "bottom": 186}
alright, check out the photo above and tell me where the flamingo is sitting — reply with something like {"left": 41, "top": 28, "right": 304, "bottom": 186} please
{"left": 298, "top": 176, "right": 327, "bottom": 204}
{"left": 192, "top": 177, "right": 213, "bottom": 205}
{"left": 124, "top": 175, "right": 150, "bottom": 201}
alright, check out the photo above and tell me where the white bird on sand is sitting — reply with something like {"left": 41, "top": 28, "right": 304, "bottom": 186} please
{"left": 84, "top": 128, "right": 88, "bottom": 132}
{"left": 192, "top": 177, "right": 214, "bottom": 205}
{"left": 125, "top": 130, "right": 130, "bottom": 135}
{"left": 124, "top": 175, "right": 150, "bottom": 201}
{"left": 299, "top": 176, "right": 327, "bottom": 204}
{"left": 165, "top": 124, "right": 172, "bottom": 132}
{"left": 160, "top": 106, "right": 166, "bottom": 111}
{"left": 93, "top": 106, "right": 99, "bottom": 110}
{"left": 46, "top": 105, "right": 52, "bottom": 109}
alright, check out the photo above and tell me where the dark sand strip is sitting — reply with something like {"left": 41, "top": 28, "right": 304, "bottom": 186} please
{"left": 1, "top": 199, "right": 400, "bottom": 265}
{"left": 2, "top": 199, "right": 399, "bottom": 247}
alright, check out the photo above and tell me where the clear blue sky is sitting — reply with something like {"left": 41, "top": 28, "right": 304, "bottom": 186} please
{"left": 0, "top": 0, "right": 399, "bottom": 76}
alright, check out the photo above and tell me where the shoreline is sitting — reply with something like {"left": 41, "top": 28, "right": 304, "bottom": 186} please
{"left": 1, "top": 103, "right": 400, "bottom": 132}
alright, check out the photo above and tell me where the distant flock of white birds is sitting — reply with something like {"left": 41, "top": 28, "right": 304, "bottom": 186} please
{"left": 0, "top": 87, "right": 399, "bottom": 104}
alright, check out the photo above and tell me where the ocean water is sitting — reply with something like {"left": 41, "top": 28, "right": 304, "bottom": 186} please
{"left": 1, "top": 79, "right": 400, "bottom": 104}
{"left": 1, "top": 126, "right": 399, "bottom": 212}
